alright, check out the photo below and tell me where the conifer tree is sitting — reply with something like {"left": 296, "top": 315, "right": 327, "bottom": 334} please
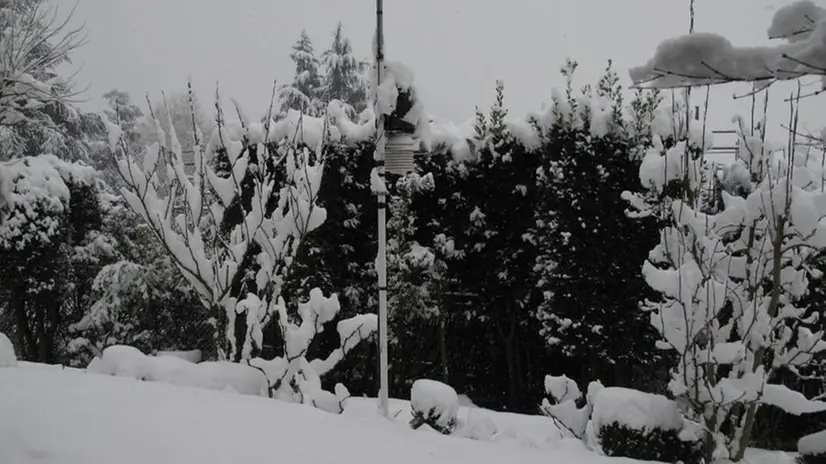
{"left": 280, "top": 30, "right": 323, "bottom": 116}
{"left": 321, "top": 23, "right": 367, "bottom": 116}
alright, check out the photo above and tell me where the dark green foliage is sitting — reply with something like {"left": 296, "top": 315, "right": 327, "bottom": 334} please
{"left": 321, "top": 23, "right": 368, "bottom": 115}
{"left": 533, "top": 61, "right": 669, "bottom": 392}
{"left": 410, "top": 407, "right": 457, "bottom": 435}
{"left": 598, "top": 422, "right": 702, "bottom": 463}
{"left": 799, "top": 453, "right": 826, "bottom": 464}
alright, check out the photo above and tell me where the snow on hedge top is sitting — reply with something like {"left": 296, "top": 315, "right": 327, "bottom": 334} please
{"left": 0, "top": 332, "right": 16, "bottom": 367}
{"left": 630, "top": 0, "right": 826, "bottom": 87}
{"left": 411, "top": 379, "right": 459, "bottom": 428}
{"left": 799, "top": 430, "right": 826, "bottom": 455}
{"left": 591, "top": 387, "right": 683, "bottom": 432}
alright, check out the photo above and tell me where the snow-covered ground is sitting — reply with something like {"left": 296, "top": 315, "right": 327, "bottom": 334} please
{"left": 0, "top": 363, "right": 796, "bottom": 464}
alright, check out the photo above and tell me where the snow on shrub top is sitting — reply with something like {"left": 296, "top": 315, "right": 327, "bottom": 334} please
{"left": 0, "top": 154, "right": 96, "bottom": 248}
{"left": 0, "top": 332, "right": 17, "bottom": 367}
{"left": 591, "top": 387, "right": 683, "bottom": 432}
{"left": 411, "top": 379, "right": 459, "bottom": 428}
{"left": 544, "top": 374, "right": 581, "bottom": 404}
{"left": 799, "top": 430, "right": 826, "bottom": 455}
{"left": 87, "top": 345, "right": 267, "bottom": 396}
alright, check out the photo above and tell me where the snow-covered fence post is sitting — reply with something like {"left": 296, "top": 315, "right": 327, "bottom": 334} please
{"left": 625, "top": 3, "right": 826, "bottom": 460}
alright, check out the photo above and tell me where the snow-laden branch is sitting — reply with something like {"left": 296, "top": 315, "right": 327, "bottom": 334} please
{"left": 105, "top": 90, "right": 331, "bottom": 362}
{"left": 630, "top": 1, "right": 826, "bottom": 88}
{"left": 250, "top": 288, "right": 377, "bottom": 414}
{"left": 625, "top": 100, "right": 826, "bottom": 459}
{"left": 0, "top": 0, "right": 86, "bottom": 127}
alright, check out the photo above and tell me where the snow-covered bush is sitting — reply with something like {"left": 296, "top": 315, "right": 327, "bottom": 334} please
{"left": 87, "top": 345, "right": 267, "bottom": 396}
{"left": 410, "top": 379, "right": 459, "bottom": 434}
{"left": 590, "top": 387, "right": 701, "bottom": 463}
{"left": 0, "top": 155, "right": 105, "bottom": 363}
{"left": 249, "top": 288, "right": 376, "bottom": 413}
{"left": 0, "top": 332, "right": 17, "bottom": 367}
{"left": 798, "top": 430, "right": 826, "bottom": 464}
{"left": 626, "top": 4, "right": 826, "bottom": 460}
{"left": 539, "top": 374, "right": 601, "bottom": 439}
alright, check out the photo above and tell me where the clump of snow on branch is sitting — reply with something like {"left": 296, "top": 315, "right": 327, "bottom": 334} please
{"left": 0, "top": 332, "right": 17, "bottom": 367}
{"left": 249, "top": 288, "right": 377, "bottom": 414}
{"left": 87, "top": 345, "right": 268, "bottom": 396}
{"left": 630, "top": 0, "right": 826, "bottom": 88}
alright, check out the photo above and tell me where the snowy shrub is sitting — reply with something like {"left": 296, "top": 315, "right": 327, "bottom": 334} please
{"left": 0, "top": 332, "right": 17, "bottom": 367}
{"left": 539, "top": 374, "right": 604, "bottom": 439}
{"left": 107, "top": 83, "right": 338, "bottom": 362}
{"left": 69, "top": 256, "right": 212, "bottom": 365}
{"left": 87, "top": 345, "right": 267, "bottom": 396}
{"left": 0, "top": 155, "right": 105, "bottom": 363}
{"left": 410, "top": 379, "right": 459, "bottom": 434}
{"left": 590, "top": 387, "right": 701, "bottom": 463}
{"left": 598, "top": 423, "right": 702, "bottom": 463}
{"left": 249, "top": 288, "right": 376, "bottom": 414}
{"left": 624, "top": 6, "right": 826, "bottom": 459}
{"left": 799, "top": 431, "right": 826, "bottom": 464}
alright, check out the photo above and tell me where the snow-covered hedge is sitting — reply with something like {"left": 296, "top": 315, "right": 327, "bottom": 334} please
{"left": 410, "top": 379, "right": 459, "bottom": 434}
{"left": 87, "top": 345, "right": 267, "bottom": 396}
{"left": 0, "top": 333, "right": 17, "bottom": 367}
{"left": 798, "top": 430, "right": 826, "bottom": 464}
{"left": 589, "top": 387, "right": 701, "bottom": 463}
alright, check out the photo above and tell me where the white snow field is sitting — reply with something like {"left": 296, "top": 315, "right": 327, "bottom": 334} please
{"left": 0, "top": 363, "right": 795, "bottom": 464}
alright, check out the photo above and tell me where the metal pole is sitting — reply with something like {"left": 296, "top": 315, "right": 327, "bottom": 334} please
{"left": 375, "top": 0, "right": 390, "bottom": 418}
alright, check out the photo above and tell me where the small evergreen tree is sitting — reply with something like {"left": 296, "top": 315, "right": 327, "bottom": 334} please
{"left": 321, "top": 23, "right": 368, "bottom": 116}
{"left": 279, "top": 30, "right": 324, "bottom": 116}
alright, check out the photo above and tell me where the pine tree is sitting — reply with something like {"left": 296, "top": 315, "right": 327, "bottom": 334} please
{"left": 280, "top": 30, "right": 323, "bottom": 116}
{"left": 321, "top": 23, "right": 368, "bottom": 116}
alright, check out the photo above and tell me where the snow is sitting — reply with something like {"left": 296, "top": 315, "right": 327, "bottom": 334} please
{"left": 630, "top": 1, "right": 826, "bottom": 87}
{"left": 156, "top": 350, "right": 202, "bottom": 363}
{"left": 0, "top": 366, "right": 664, "bottom": 464}
{"left": 0, "top": 332, "right": 16, "bottom": 367}
{"left": 591, "top": 387, "right": 684, "bottom": 432}
{"left": 86, "top": 345, "right": 267, "bottom": 396}
{"left": 799, "top": 430, "right": 826, "bottom": 455}
{"left": 411, "top": 379, "right": 460, "bottom": 429}
{"left": 544, "top": 374, "right": 581, "bottom": 404}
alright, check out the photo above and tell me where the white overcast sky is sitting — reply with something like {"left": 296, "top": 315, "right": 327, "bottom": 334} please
{"left": 64, "top": 0, "right": 823, "bottom": 143}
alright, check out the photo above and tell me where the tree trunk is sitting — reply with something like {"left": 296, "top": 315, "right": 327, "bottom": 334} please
{"left": 439, "top": 315, "right": 449, "bottom": 384}
{"left": 13, "top": 289, "right": 35, "bottom": 360}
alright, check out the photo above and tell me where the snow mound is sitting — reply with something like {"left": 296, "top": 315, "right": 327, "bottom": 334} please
{"left": 0, "top": 333, "right": 16, "bottom": 367}
{"left": 799, "top": 430, "right": 826, "bottom": 455}
{"left": 87, "top": 345, "right": 267, "bottom": 396}
{"left": 591, "top": 387, "right": 683, "bottom": 432}
{"left": 411, "top": 379, "right": 459, "bottom": 430}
